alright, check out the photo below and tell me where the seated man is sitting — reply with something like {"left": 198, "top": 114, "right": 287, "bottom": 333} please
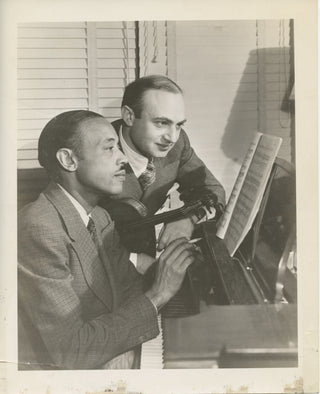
{"left": 18, "top": 110, "right": 198, "bottom": 370}
{"left": 100, "top": 75, "right": 226, "bottom": 256}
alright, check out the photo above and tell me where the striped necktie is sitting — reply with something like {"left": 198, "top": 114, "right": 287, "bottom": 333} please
{"left": 87, "top": 217, "right": 99, "bottom": 247}
{"left": 138, "top": 158, "right": 156, "bottom": 190}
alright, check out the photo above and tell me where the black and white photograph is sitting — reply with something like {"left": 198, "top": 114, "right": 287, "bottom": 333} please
{"left": 0, "top": 1, "right": 318, "bottom": 393}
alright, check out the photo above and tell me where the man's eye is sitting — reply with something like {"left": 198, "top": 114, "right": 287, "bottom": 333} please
{"left": 154, "top": 120, "right": 167, "bottom": 127}
{"left": 105, "top": 144, "right": 120, "bottom": 152}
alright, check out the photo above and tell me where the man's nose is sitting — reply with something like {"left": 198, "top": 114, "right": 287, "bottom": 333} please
{"left": 117, "top": 149, "right": 128, "bottom": 165}
{"left": 163, "top": 124, "right": 180, "bottom": 143}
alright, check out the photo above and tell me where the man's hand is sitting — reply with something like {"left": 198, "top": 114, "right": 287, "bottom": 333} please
{"left": 157, "top": 217, "right": 195, "bottom": 251}
{"left": 136, "top": 253, "right": 156, "bottom": 274}
{"left": 145, "top": 237, "right": 200, "bottom": 311}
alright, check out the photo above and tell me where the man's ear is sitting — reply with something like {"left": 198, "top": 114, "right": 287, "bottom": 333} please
{"left": 56, "top": 148, "right": 78, "bottom": 172}
{"left": 121, "top": 105, "right": 135, "bottom": 127}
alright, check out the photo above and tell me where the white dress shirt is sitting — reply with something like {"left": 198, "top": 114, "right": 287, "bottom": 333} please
{"left": 119, "top": 126, "right": 148, "bottom": 177}
{"left": 57, "top": 184, "right": 91, "bottom": 225}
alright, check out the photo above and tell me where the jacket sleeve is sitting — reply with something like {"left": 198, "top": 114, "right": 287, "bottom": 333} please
{"left": 18, "top": 211, "right": 159, "bottom": 370}
{"left": 175, "top": 129, "right": 226, "bottom": 207}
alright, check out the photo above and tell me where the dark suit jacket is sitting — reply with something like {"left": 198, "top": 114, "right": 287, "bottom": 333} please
{"left": 106, "top": 119, "right": 226, "bottom": 214}
{"left": 18, "top": 182, "right": 159, "bottom": 370}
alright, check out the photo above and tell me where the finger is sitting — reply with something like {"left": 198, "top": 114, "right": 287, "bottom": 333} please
{"left": 159, "top": 238, "right": 193, "bottom": 263}
{"left": 157, "top": 227, "right": 169, "bottom": 251}
{"left": 158, "top": 226, "right": 185, "bottom": 251}
{"left": 177, "top": 254, "right": 195, "bottom": 273}
{"left": 188, "top": 252, "right": 205, "bottom": 271}
{"left": 175, "top": 245, "right": 204, "bottom": 269}
{"left": 159, "top": 232, "right": 177, "bottom": 251}
{"left": 164, "top": 245, "right": 196, "bottom": 271}
{"left": 157, "top": 225, "right": 166, "bottom": 251}
{"left": 159, "top": 237, "right": 188, "bottom": 258}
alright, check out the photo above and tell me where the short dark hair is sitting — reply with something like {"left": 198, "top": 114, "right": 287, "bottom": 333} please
{"left": 38, "top": 110, "right": 103, "bottom": 177}
{"left": 121, "top": 75, "right": 183, "bottom": 118}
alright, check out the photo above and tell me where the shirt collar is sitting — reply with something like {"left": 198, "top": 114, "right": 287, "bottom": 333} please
{"left": 119, "top": 125, "right": 148, "bottom": 178}
{"left": 57, "top": 183, "right": 91, "bottom": 226}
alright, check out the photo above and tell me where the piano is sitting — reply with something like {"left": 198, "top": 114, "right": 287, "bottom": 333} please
{"left": 140, "top": 158, "right": 298, "bottom": 369}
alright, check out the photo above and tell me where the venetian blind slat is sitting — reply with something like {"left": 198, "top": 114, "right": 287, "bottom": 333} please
{"left": 98, "top": 88, "right": 123, "bottom": 97}
{"left": 97, "top": 59, "right": 136, "bottom": 68}
{"left": 97, "top": 38, "right": 136, "bottom": 49}
{"left": 19, "top": 129, "right": 43, "bottom": 140}
{"left": 18, "top": 69, "right": 88, "bottom": 79}
{"left": 19, "top": 160, "right": 42, "bottom": 169}
{"left": 97, "top": 49, "right": 136, "bottom": 58}
{"left": 18, "top": 59, "right": 88, "bottom": 69}
{"left": 97, "top": 68, "right": 136, "bottom": 79}
{"left": 19, "top": 99, "right": 88, "bottom": 109}
{"left": 98, "top": 98, "right": 122, "bottom": 108}
{"left": 18, "top": 38, "right": 87, "bottom": 48}
{"left": 96, "top": 21, "right": 135, "bottom": 29}
{"left": 18, "top": 140, "right": 38, "bottom": 150}
{"left": 18, "top": 89, "right": 88, "bottom": 99}
{"left": 98, "top": 108, "right": 121, "bottom": 118}
{"left": 19, "top": 48, "right": 87, "bottom": 58}
{"left": 18, "top": 79, "right": 87, "bottom": 89}
{"left": 18, "top": 28, "right": 87, "bottom": 38}
{"left": 97, "top": 79, "right": 127, "bottom": 88}
{"left": 18, "top": 22, "right": 86, "bottom": 28}
{"left": 96, "top": 29, "right": 136, "bottom": 39}
{"left": 19, "top": 108, "right": 87, "bottom": 120}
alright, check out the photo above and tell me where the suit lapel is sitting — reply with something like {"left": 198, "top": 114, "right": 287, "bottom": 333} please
{"left": 44, "top": 183, "right": 114, "bottom": 311}
{"left": 121, "top": 168, "right": 143, "bottom": 200}
{"left": 91, "top": 208, "right": 119, "bottom": 309}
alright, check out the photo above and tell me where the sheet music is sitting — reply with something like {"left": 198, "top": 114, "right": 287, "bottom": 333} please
{"left": 216, "top": 132, "right": 262, "bottom": 239}
{"left": 218, "top": 134, "right": 282, "bottom": 256}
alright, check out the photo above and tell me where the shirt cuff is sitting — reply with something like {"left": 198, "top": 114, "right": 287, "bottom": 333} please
{"left": 130, "top": 253, "right": 138, "bottom": 267}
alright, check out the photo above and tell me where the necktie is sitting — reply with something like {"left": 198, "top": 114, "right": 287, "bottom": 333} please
{"left": 87, "top": 217, "right": 99, "bottom": 247}
{"left": 138, "top": 158, "right": 156, "bottom": 190}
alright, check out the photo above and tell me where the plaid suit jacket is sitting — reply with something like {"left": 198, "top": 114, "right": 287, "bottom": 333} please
{"left": 18, "top": 182, "right": 159, "bottom": 370}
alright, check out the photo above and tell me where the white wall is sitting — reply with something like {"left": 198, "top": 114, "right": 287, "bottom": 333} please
{"left": 169, "top": 20, "right": 293, "bottom": 198}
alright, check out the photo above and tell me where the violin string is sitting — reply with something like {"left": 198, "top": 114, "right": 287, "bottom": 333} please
{"left": 125, "top": 200, "right": 207, "bottom": 229}
{"left": 126, "top": 206, "right": 188, "bottom": 229}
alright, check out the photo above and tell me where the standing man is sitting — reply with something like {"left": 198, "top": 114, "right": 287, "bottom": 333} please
{"left": 101, "top": 75, "right": 226, "bottom": 255}
{"left": 18, "top": 110, "right": 198, "bottom": 370}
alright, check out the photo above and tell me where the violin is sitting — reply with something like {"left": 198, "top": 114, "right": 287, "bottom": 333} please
{"left": 104, "top": 194, "right": 219, "bottom": 255}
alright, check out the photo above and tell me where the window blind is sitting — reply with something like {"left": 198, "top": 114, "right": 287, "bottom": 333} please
{"left": 17, "top": 21, "right": 138, "bottom": 169}
{"left": 95, "top": 21, "right": 137, "bottom": 119}
{"left": 138, "top": 21, "right": 168, "bottom": 76}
